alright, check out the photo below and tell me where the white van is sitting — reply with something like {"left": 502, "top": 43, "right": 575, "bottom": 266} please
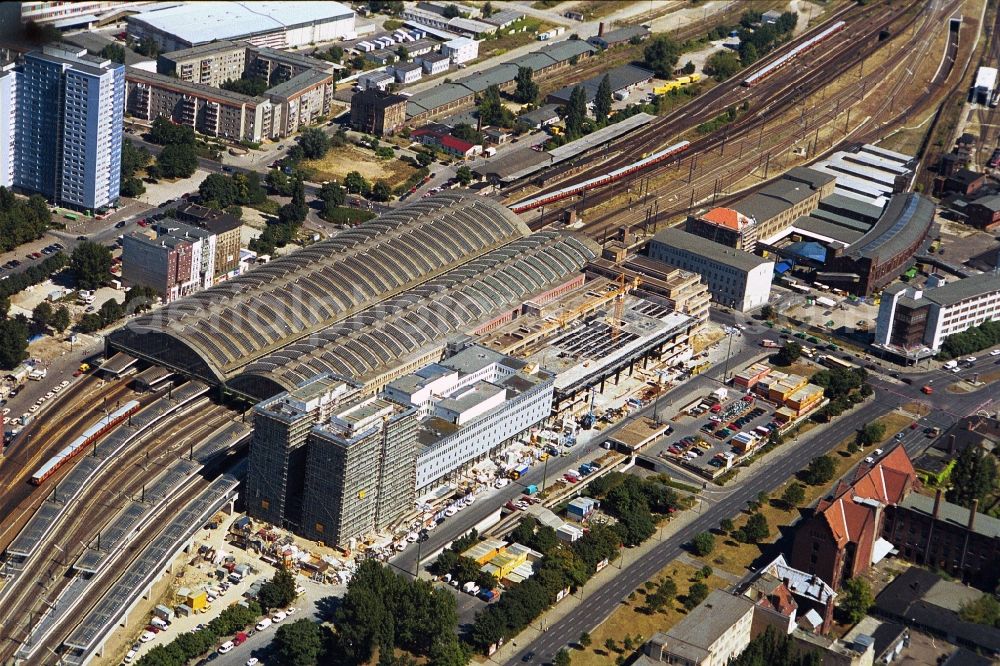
{"left": 218, "top": 640, "right": 235, "bottom": 654}
{"left": 124, "top": 648, "right": 137, "bottom": 663}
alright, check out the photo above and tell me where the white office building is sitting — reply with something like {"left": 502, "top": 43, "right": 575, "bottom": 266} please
{"left": 648, "top": 228, "right": 774, "bottom": 312}
{"left": 0, "top": 63, "right": 16, "bottom": 189}
{"left": 875, "top": 272, "right": 1000, "bottom": 353}
{"left": 442, "top": 37, "right": 479, "bottom": 65}
{"left": 384, "top": 345, "right": 554, "bottom": 495}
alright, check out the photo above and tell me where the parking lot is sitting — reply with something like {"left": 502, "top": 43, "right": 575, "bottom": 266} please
{"left": 647, "top": 391, "right": 779, "bottom": 476}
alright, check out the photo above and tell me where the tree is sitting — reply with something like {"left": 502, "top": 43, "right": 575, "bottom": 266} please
{"left": 220, "top": 76, "right": 269, "bottom": 96}
{"left": 739, "top": 41, "right": 759, "bottom": 66}
{"left": 691, "top": 531, "right": 715, "bottom": 556}
{"left": 156, "top": 143, "right": 198, "bottom": 179}
{"left": 719, "top": 518, "right": 734, "bottom": 533}
{"left": 839, "top": 578, "right": 873, "bottom": 624}
{"left": 451, "top": 123, "right": 481, "bottom": 144}
{"left": 71, "top": 241, "right": 112, "bottom": 290}
{"left": 742, "top": 512, "right": 770, "bottom": 544}
{"left": 76, "top": 313, "right": 104, "bottom": 334}
{"left": 564, "top": 85, "right": 588, "bottom": 137}
{"left": 442, "top": 3, "right": 461, "bottom": 18}
{"left": 643, "top": 35, "right": 681, "bottom": 78}
{"left": 554, "top": 648, "right": 572, "bottom": 666}
{"left": 149, "top": 116, "right": 194, "bottom": 146}
{"left": 320, "top": 181, "right": 346, "bottom": 210}
{"left": 803, "top": 455, "right": 836, "bottom": 486}
{"left": 371, "top": 181, "right": 392, "bottom": 202}
{"left": 343, "top": 171, "right": 371, "bottom": 195}
{"left": 681, "top": 60, "right": 696, "bottom": 75}
{"left": 456, "top": 166, "right": 473, "bottom": 186}
{"left": 395, "top": 45, "right": 409, "bottom": 62}
{"left": 274, "top": 619, "right": 326, "bottom": 666}
{"left": 947, "top": 445, "right": 998, "bottom": 508}
{"left": 646, "top": 576, "right": 677, "bottom": 612}
{"left": 0, "top": 317, "right": 29, "bottom": 370}
{"left": 99, "top": 42, "right": 125, "bottom": 64}
{"left": 857, "top": 422, "right": 886, "bottom": 447}
{"left": 258, "top": 567, "right": 298, "bottom": 611}
{"left": 761, "top": 304, "right": 776, "bottom": 320}
{"left": 705, "top": 49, "right": 742, "bottom": 81}
{"left": 32, "top": 301, "right": 53, "bottom": 330}
{"left": 593, "top": 74, "right": 612, "bottom": 125}
{"left": 98, "top": 298, "right": 124, "bottom": 326}
{"left": 290, "top": 178, "right": 308, "bottom": 221}
{"left": 298, "top": 127, "right": 332, "bottom": 159}
{"left": 781, "top": 482, "right": 806, "bottom": 508}
{"left": 121, "top": 177, "right": 145, "bottom": 197}
{"left": 773, "top": 341, "right": 802, "bottom": 366}
{"left": 482, "top": 1, "right": 495, "bottom": 17}
{"left": 579, "top": 631, "right": 592, "bottom": 648}
{"left": 478, "top": 85, "right": 506, "bottom": 126}
{"left": 514, "top": 66, "right": 539, "bottom": 104}
{"left": 729, "top": 626, "right": 821, "bottom": 666}
{"left": 51, "top": 305, "right": 71, "bottom": 333}
{"left": 960, "top": 593, "right": 1000, "bottom": 628}
{"left": 135, "top": 35, "right": 159, "bottom": 57}
{"left": 684, "top": 581, "right": 709, "bottom": 610}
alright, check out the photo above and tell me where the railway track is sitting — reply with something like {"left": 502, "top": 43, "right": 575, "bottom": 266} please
{"left": 0, "top": 400, "right": 232, "bottom": 661}
{"left": 0, "top": 379, "right": 139, "bottom": 552}
{"left": 503, "top": 0, "right": 902, "bottom": 212}
{"left": 572, "top": 0, "right": 959, "bottom": 238}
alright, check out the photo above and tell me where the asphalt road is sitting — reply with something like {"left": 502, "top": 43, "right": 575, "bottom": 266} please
{"left": 506, "top": 358, "right": 996, "bottom": 664}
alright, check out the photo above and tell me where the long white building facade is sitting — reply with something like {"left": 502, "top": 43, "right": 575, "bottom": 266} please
{"left": 384, "top": 345, "right": 555, "bottom": 495}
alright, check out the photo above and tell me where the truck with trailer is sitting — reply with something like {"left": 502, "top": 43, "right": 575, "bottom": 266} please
{"left": 509, "top": 464, "right": 530, "bottom": 480}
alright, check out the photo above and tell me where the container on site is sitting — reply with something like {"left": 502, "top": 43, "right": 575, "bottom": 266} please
{"left": 477, "top": 588, "right": 500, "bottom": 602}
{"left": 510, "top": 464, "right": 529, "bottom": 480}
{"left": 524, "top": 484, "right": 538, "bottom": 495}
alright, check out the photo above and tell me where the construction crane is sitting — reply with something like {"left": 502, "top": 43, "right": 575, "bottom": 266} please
{"left": 610, "top": 273, "right": 641, "bottom": 341}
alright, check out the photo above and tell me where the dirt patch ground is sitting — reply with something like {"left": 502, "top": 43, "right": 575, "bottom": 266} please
{"left": 573, "top": 561, "right": 730, "bottom": 666}
{"left": 902, "top": 401, "right": 932, "bottom": 417}
{"left": 303, "top": 144, "right": 417, "bottom": 183}
{"left": 690, "top": 325, "right": 725, "bottom": 353}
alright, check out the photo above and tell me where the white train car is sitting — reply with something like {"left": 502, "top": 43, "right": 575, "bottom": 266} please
{"left": 742, "top": 21, "right": 846, "bottom": 87}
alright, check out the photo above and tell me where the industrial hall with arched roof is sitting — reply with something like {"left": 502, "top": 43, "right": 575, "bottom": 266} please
{"left": 107, "top": 193, "right": 599, "bottom": 398}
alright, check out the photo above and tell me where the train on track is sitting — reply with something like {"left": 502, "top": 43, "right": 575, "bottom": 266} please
{"left": 509, "top": 140, "right": 691, "bottom": 214}
{"left": 30, "top": 400, "right": 141, "bottom": 485}
{"left": 742, "top": 20, "right": 846, "bottom": 87}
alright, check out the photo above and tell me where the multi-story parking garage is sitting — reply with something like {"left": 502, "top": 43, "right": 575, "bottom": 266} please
{"left": 107, "top": 194, "right": 599, "bottom": 399}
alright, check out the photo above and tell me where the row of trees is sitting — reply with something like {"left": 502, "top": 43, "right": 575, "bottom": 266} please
{"left": 198, "top": 171, "right": 267, "bottom": 212}
{"left": 0, "top": 253, "right": 70, "bottom": 368}
{"left": 939, "top": 319, "right": 1000, "bottom": 359}
{"left": 0, "top": 188, "right": 52, "bottom": 253}
{"left": 811, "top": 366, "right": 873, "bottom": 422}
{"left": 121, "top": 140, "right": 152, "bottom": 197}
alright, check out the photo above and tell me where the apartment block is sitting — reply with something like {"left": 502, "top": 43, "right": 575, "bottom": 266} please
{"left": 875, "top": 272, "right": 1000, "bottom": 353}
{"left": 174, "top": 203, "right": 242, "bottom": 279}
{"left": 245, "top": 375, "right": 359, "bottom": 530}
{"left": 648, "top": 228, "right": 774, "bottom": 312}
{"left": 14, "top": 46, "right": 124, "bottom": 211}
{"left": 122, "top": 218, "right": 221, "bottom": 301}
{"left": 300, "top": 394, "right": 418, "bottom": 547}
{"left": 641, "top": 591, "right": 755, "bottom": 666}
{"left": 0, "top": 63, "right": 16, "bottom": 189}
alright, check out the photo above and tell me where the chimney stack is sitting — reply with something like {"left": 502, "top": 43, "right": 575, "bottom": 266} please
{"left": 969, "top": 499, "right": 979, "bottom": 531}
{"left": 949, "top": 434, "right": 957, "bottom": 454}
{"left": 933, "top": 489, "right": 943, "bottom": 519}
{"left": 598, "top": 21, "right": 605, "bottom": 37}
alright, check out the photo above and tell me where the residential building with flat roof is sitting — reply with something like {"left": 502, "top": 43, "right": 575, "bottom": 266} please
{"left": 127, "top": 1, "right": 355, "bottom": 52}
{"left": 0, "top": 63, "right": 16, "bottom": 189}
{"left": 122, "top": 217, "right": 218, "bottom": 301}
{"left": 648, "top": 228, "right": 774, "bottom": 312}
{"left": 13, "top": 47, "right": 125, "bottom": 211}
{"left": 442, "top": 37, "right": 479, "bottom": 64}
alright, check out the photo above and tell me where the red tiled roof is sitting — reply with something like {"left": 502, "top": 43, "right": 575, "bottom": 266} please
{"left": 702, "top": 207, "right": 753, "bottom": 231}
{"left": 816, "top": 446, "right": 916, "bottom": 548}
